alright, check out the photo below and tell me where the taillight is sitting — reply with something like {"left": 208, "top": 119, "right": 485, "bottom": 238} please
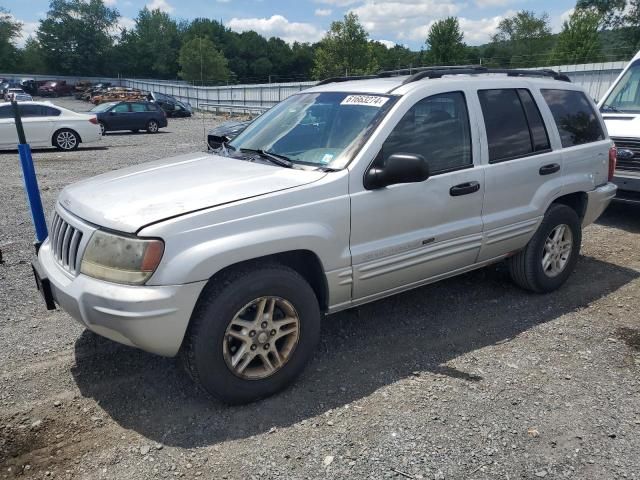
{"left": 89, "top": 116, "right": 99, "bottom": 125}
{"left": 608, "top": 145, "right": 617, "bottom": 182}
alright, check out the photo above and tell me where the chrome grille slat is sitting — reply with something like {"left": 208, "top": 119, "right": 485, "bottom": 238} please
{"left": 49, "top": 211, "right": 83, "bottom": 274}
{"left": 612, "top": 137, "right": 640, "bottom": 172}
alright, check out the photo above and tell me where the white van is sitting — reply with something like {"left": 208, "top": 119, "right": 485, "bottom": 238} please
{"left": 599, "top": 50, "right": 640, "bottom": 203}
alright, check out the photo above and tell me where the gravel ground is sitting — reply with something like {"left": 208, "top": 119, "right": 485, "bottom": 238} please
{"left": 1, "top": 98, "right": 639, "bottom": 480}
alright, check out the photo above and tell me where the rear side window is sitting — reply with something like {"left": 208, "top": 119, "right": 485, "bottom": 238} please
{"left": 131, "top": 103, "right": 147, "bottom": 112}
{"left": 478, "top": 88, "right": 550, "bottom": 163}
{"left": 112, "top": 103, "right": 130, "bottom": 113}
{"left": 43, "top": 106, "right": 61, "bottom": 116}
{"left": 146, "top": 103, "right": 159, "bottom": 111}
{"left": 541, "top": 89, "right": 605, "bottom": 147}
{"left": 0, "top": 105, "right": 12, "bottom": 118}
{"left": 382, "top": 91, "right": 472, "bottom": 174}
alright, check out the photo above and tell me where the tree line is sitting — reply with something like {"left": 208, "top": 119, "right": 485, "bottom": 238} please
{"left": 0, "top": 0, "right": 639, "bottom": 85}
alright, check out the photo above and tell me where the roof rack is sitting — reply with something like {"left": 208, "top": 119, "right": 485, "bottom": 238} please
{"left": 316, "top": 65, "right": 571, "bottom": 87}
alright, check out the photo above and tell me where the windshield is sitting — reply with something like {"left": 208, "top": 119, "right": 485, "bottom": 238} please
{"left": 228, "top": 92, "right": 396, "bottom": 168}
{"left": 90, "top": 102, "right": 117, "bottom": 113}
{"left": 602, "top": 59, "right": 640, "bottom": 113}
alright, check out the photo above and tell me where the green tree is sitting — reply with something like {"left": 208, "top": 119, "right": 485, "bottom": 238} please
{"left": 0, "top": 7, "right": 22, "bottom": 71}
{"left": 313, "top": 12, "right": 375, "bottom": 79}
{"left": 551, "top": 9, "right": 602, "bottom": 64}
{"left": 37, "top": 0, "right": 119, "bottom": 75}
{"left": 490, "top": 10, "right": 553, "bottom": 67}
{"left": 178, "top": 36, "right": 230, "bottom": 84}
{"left": 425, "top": 17, "right": 466, "bottom": 65}
{"left": 625, "top": 0, "right": 640, "bottom": 48}
{"left": 129, "top": 8, "right": 181, "bottom": 78}
{"left": 19, "top": 37, "right": 47, "bottom": 73}
{"left": 576, "top": 0, "right": 627, "bottom": 27}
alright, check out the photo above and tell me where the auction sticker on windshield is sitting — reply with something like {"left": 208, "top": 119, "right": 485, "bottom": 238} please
{"left": 340, "top": 95, "right": 390, "bottom": 107}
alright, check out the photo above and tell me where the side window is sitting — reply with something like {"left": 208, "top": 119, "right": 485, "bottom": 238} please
{"left": 381, "top": 91, "right": 472, "bottom": 175}
{"left": 146, "top": 103, "right": 159, "bottom": 111}
{"left": 19, "top": 105, "right": 45, "bottom": 117}
{"left": 478, "top": 89, "right": 549, "bottom": 163}
{"left": 541, "top": 89, "right": 605, "bottom": 148}
{"left": 0, "top": 105, "right": 12, "bottom": 119}
{"left": 43, "top": 107, "right": 61, "bottom": 117}
{"left": 112, "top": 103, "right": 130, "bottom": 113}
{"left": 131, "top": 103, "right": 147, "bottom": 112}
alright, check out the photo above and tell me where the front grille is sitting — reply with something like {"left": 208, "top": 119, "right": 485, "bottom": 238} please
{"left": 612, "top": 137, "right": 640, "bottom": 172}
{"left": 50, "top": 212, "right": 83, "bottom": 274}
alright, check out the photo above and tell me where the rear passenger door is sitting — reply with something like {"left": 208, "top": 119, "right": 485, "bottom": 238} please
{"left": 130, "top": 102, "right": 149, "bottom": 130}
{"left": 476, "top": 88, "right": 562, "bottom": 262}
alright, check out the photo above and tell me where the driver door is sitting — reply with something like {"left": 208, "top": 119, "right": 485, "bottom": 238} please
{"left": 349, "top": 91, "right": 485, "bottom": 301}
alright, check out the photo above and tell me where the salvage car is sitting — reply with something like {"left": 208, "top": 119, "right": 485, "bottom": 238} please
{"left": 38, "top": 81, "right": 74, "bottom": 97}
{"left": 148, "top": 91, "right": 193, "bottom": 117}
{"left": 0, "top": 101, "right": 101, "bottom": 150}
{"left": 34, "top": 67, "right": 616, "bottom": 404}
{"left": 206, "top": 119, "right": 252, "bottom": 149}
{"left": 91, "top": 100, "right": 168, "bottom": 134}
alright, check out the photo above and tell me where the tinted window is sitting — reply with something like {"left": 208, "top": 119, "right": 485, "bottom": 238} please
{"left": 541, "top": 89, "right": 605, "bottom": 147}
{"left": 146, "top": 103, "right": 159, "bottom": 111}
{"left": 518, "top": 90, "right": 550, "bottom": 152}
{"left": 0, "top": 105, "right": 12, "bottom": 118}
{"left": 381, "top": 91, "right": 472, "bottom": 174}
{"left": 17, "top": 105, "right": 62, "bottom": 117}
{"left": 43, "top": 106, "right": 61, "bottom": 117}
{"left": 131, "top": 103, "right": 147, "bottom": 112}
{"left": 112, "top": 103, "right": 130, "bottom": 113}
{"left": 479, "top": 89, "right": 533, "bottom": 162}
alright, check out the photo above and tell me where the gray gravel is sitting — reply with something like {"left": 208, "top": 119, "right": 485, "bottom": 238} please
{"left": 1, "top": 98, "right": 640, "bottom": 480}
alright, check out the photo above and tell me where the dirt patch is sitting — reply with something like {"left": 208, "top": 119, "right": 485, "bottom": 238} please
{"left": 616, "top": 327, "right": 640, "bottom": 350}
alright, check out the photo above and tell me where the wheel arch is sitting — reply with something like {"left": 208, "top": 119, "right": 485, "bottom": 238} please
{"left": 51, "top": 127, "right": 82, "bottom": 146}
{"left": 550, "top": 191, "right": 588, "bottom": 220}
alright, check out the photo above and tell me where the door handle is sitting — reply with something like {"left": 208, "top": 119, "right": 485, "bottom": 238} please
{"left": 539, "top": 163, "right": 560, "bottom": 175}
{"left": 449, "top": 181, "right": 480, "bottom": 196}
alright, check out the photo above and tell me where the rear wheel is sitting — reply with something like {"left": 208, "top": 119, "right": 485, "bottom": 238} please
{"left": 53, "top": 129, "right": 79, "bottom": 151}
{"left": 182, "top": 264, "right": 321, "bottom": 404}
{"left": 508, "top": 204, "right": 581, "bottom": 293}
{"left": 146, "top": 120, "right": 159, "bottom": 133}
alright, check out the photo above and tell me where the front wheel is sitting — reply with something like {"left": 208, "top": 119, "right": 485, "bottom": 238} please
{"left": 146, "top": 120, "right": 159, "bottom": 133}
{"left": 53, "top": 129, "right": 79, "bottom": 151}
{"left": 508, "top": 204, "right": 581, "bottom": 293}
{"left": 182, "top": 264, "right": 321, "bottom": 404}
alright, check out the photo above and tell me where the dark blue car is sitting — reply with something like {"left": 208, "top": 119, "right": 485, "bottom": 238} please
{"left": 91, "top": 101, "right": 168, "bottom": 134}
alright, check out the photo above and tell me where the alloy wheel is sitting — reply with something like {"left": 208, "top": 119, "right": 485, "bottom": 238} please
{"left": 223, "top": 296, "right": 300, "bottom": 380}
{"left": 542, "top": 224, "right": 573, "bottom": 278}
{"left": 56, "top": 131, "right": 77, "bottom": 150}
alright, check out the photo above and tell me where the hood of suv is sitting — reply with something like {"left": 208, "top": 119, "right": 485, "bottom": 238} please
{"left": 58, "top": 152, "right": 326, "bottom": 233}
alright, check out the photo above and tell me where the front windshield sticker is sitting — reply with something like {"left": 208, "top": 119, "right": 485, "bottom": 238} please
{"left": 320, "top": 153, "right": 334, "bottom": 164}
{"left": 340, "top": 95, "right": 389, "bottom": 107}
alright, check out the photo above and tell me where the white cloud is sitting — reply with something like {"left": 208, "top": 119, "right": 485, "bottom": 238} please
{"left": 117, "top": 16, "right": 136, "bottom": 31}
{"left": 376, "top": 39, "right": 397, "bottom": 48}
{"left": 474, "top": 0, "right": 511, "bottom": 7}
{"left": 350, "top": 1, "right": 461, "bottom": 40}
{"left": 228, "top": 15, "right": 325, "bottom": 44}
{"left": 551, "top": 8, "right": 574, "bottom": 33}
{"left": 146, "top": 0, "right": 174, "bottom": 13}
{"left": 459, "top": 15, "right": 506, "bottom": 44}
{"left": 315, "top": 8, "right": 332, "bottom": 16}
{"left": 9, "top": 15, "right": 39, "bottom": 48}
{"left": 103, "top": 0, "right": 118, "bottom": 6}
{"left": 316, "top": 0, "right": 362, "bottom": 5}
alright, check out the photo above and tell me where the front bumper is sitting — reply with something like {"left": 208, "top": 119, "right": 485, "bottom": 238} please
{"left": 582, "top": 182, "right": 617, "bottom": 227}
{"left": 36, "top": 239, "right": 206, "bottom": 357}
{"left": 612, "top": 171, "right": 640, "bottom": 204}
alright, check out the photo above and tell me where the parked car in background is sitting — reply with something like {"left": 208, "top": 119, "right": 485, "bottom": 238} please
{"left": 12, "top": 92, "right": 34, "bottom": 102}
{"left": 33, "top": 67, "right": 616, "bottom": 404}
{"left": 0, "top": 101, "right": 101, "bottom": 150}
{"left": 599, "top": 49, "right": 640, "bottom": 204}
{"left": 147, "top": 92, "right": 193, "bottom": 117}
{"left": 20, "top": 79, "right": 41, "bottom": 96}
{"left": 206, "top": 119, "right": 252, "bottom": 150}
{"left": 38, "top": 81, "right": 74, "bottom": 97}
{"left": 91, "top": 101, "right": 168, "bottom": 134}
{"left": 4, "top": 88, "right": 28, "bottom": 101}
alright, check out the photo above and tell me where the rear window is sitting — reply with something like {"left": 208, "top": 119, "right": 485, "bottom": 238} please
{"left": 541, "top": 89, "right": 605, "bottom": 148}
{"left": 478, "top": 88, "right": 550, "bottom": 163}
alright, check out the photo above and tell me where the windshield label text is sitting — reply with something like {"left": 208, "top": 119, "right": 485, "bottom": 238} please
{"left": 341, "top": 95, "right": 389, "bottom": 107}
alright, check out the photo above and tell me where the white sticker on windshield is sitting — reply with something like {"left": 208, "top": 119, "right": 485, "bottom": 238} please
{"left": 340, "top": 95, "right": 389, "bottom": 107}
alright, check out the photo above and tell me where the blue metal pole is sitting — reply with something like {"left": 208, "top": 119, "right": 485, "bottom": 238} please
{"left": 12, "top": 100, "right": 48, "bottom": 245}
{"left": 18, "top": 143, "right": 48, "bottom": 243}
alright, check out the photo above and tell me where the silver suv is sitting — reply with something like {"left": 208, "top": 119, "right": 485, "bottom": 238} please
{"left": 34, "top": 67, "right": 617, "bottom": 404}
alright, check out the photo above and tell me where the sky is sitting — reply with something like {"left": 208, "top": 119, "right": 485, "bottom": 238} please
{"left": 4, "top": 0, "right": 578, "bottom": 49}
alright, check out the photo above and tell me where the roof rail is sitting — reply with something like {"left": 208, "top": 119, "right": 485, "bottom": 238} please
{"left": 401, "top": 66, "right": 571, "bottom": 85}
{"left": 316, "top": 65, "right": 571, "bottom": 87}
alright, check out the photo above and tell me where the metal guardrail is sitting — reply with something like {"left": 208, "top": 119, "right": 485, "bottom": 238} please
{"left": 198, "top": 103, "right": 270, "bottom": 115}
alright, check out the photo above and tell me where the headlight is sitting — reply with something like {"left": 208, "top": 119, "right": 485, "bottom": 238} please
{"left": 80, "top": 230, "right": 164, "bottom": 285}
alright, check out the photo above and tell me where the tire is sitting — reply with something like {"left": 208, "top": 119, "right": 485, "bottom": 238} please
{"left": 146, "top": 120, "right": 159, "bottom": 133}
{"left": 98, "top": 122, "right": 106, "bottom": 135}
{"left": 508, "top": 203, "right": 581, "bottom": 293}
{"left": 182, "top": 264, "right": 321, "bottom": 404}
{"left": 53, "top": 129, "right": 80, "bottom": 151}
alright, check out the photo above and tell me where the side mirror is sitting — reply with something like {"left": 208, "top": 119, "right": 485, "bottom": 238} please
{"left": 364, "top": 153, "right": 430, "bottom": 190}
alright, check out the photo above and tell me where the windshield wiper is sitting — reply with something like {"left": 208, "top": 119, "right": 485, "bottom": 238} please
{"left": 240, "top": 148, "right": 294, "bottom": 168}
